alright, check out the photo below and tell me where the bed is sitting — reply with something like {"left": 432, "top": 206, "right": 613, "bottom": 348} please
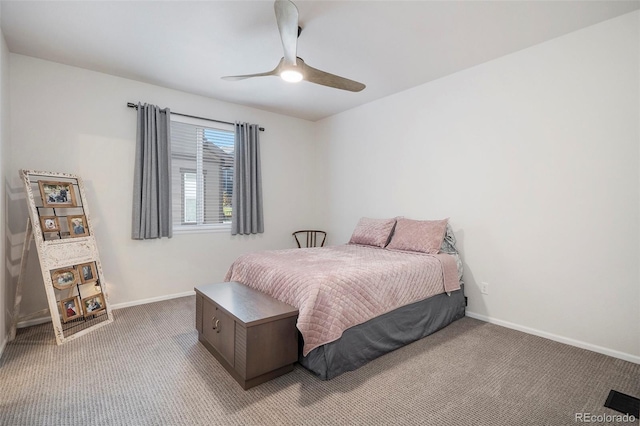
{"left": 224, "top": 217, "right": 466, "bottom": 379}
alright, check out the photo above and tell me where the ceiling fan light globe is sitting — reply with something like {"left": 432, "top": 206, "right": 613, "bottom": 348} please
{"left": 280, "top": 69, "right": 303, "bottom": 83}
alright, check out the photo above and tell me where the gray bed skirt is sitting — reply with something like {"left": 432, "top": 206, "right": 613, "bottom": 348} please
{"left": 298, "top": 284, "right": 466, "bottom": 380}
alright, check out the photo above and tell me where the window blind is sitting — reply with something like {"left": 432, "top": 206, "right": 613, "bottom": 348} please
{"left": 170, "top": 119, "right": 234, "bottom": 230}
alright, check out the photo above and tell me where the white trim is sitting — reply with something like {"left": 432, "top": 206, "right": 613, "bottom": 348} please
{"left": 465, "top": 311, "right": 640, "bottom": 365}
{"left": 15, "top": 291, "right": 196, "bottom": 329}
{"left": 17, "top": 316, "right": 51, "bottom": 328}
{"left": 10, "top": 298, "right": 638, "bottom": 365}
{"left": 110, "top": 290, "right": 195, "bottom": 310}
{"left": 0, "top": 336, "right": 7, "bottom": 360}
{"left": 172, "top": 224, "right": 231, "bottom": 235}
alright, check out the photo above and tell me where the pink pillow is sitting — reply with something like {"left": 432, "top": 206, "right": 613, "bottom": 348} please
{"left": 386, "top": 218, "right": 449, "bottom": 254}
{"left": 348, "top": 217, "right": 396, "bottom": 248}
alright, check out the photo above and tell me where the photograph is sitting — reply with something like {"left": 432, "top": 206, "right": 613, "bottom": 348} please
{"left": 67, "top": 215, "right": 89, "bottom": 238}
{"left": 60, "top": 295, "right": 82, "bottom": 322}
{"left": 51, "top": 267, "right": 79, "bottom": 290}
{"left": 77, "top": 262, "right": 97, "bottom": 284}
{"left": 82, "top": 293, "right": 106, "bottom": 317}
{"left": 39, "top": 216, "right": 60, "bottom": 233}
{"left": 38, "top": 180, "right": 77, "bottom": 208}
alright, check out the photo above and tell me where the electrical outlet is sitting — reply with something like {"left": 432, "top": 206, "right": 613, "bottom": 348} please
{"left": 481, "top": 282, "right": 489, "bottom": 295}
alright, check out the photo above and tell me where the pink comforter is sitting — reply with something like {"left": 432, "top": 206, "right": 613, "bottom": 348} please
{"left": 224, "top": 244, "right": 460, "bottom": 356}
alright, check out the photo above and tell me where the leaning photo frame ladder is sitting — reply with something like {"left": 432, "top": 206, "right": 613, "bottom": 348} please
{"left": 10, "top": 170, "right": 113, "bottom": 345}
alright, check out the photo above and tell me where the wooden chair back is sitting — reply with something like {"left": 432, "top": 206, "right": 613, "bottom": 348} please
{"left": 292, "top": 230, "right": 327, "bottom": 248}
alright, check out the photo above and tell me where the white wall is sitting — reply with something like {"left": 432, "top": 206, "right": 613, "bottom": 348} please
{"left": 8, "top": 54, "right": 319, "bottom": 316}
{"left": 0, "top": 4, "right": 9, "bottom": 354}
{"left": 4, "top": 10, "right": 638, "bottom": 364}
{"left": 317, "top": 12, "right": 639, "bottom": 361}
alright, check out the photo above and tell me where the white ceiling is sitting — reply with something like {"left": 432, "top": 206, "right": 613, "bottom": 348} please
{"left": 2, "top": 1, "right": 638, "bottom": 122}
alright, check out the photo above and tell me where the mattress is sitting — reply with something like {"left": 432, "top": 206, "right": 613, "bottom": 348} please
{"left": 225, "top": 244, "right": 460, "bottom": 356}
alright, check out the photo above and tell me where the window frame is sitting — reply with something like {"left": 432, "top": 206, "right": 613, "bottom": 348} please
{"left": 170, "top": 115, "right": 234, "bottom": 235}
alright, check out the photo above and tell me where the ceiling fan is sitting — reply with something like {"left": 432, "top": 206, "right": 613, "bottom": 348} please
{"left": 222, "top": 0, "right": 366, "bottom": 92}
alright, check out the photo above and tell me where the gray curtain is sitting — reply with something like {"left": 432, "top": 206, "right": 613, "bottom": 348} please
{"left": 131, "top": 103, "right": 172, "bottom": 239}
{"left": 231, "top": 122, "right": 264, "bottom": 235}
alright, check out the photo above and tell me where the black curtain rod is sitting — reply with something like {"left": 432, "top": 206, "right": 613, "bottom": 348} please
{"left": 126, "top": 102, "right": 265, "bottom": 132}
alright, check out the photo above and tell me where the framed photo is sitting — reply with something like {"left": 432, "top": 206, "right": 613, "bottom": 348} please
{"left": 38, "top": 180, "right": 77, "bottom": 208}
{"left": 51, "top": 267, "right": 79, "bottom": 290}
{"left": 67, "top": 215, "right": 89, "bottom": 238}
{"left": 39, "top": 216, "right": 60, "bottom": 233}
{"left": 77, "top": 262, "right": 97, "bottom": 284}
{"left": 60, "top": 296, "right": 82, "bottom": 322}
{"left": 82, "top": 293, "right": 106, "bottom": 317}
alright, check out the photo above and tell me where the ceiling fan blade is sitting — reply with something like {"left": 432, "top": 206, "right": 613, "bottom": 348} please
{"left": 221, "top": 68, "right": 279, "bottom": 81}
{"left": 274, "top": 0, "right": 299, "bottom": 66}
{"left": 224, "top": 2, "right": 365, "bottom": 93}
{"left": 302, "top": 61, "right": 366, "bottom": 92}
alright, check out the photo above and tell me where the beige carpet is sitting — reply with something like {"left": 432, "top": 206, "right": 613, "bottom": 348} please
{"left": 1, "top": 295, "right": 638, "bottom": 426}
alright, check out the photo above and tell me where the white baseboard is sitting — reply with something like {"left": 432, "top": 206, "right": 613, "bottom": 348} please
{"left": 110, "top": 290, "right": 195, "bottom": 310}
{"left": 16, "top": 317, "right": 51, "bottom": 328}
{"left": 0, "top": 335, "right": 7, "bottom": 360}
{"left": 16, "top": 291, "right": 196, "bottom": 329}
{"left": 465, "top": 311, "right": 640, "bottom": 365}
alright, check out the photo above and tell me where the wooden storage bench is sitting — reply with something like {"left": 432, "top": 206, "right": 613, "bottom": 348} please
{"left": 195, "top": 281, "right": 299, "bottom": 390}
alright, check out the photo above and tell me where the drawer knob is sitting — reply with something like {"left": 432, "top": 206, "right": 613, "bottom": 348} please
{"left": 211, "top": 317, "right": 221, "bottom": 333}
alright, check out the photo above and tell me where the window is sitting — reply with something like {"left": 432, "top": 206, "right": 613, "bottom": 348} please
{"left": 170, "top": 117, "right": 234, "bottom": 232}
{"left": 181, "top": 170, "right": 197, "bottom": 224}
